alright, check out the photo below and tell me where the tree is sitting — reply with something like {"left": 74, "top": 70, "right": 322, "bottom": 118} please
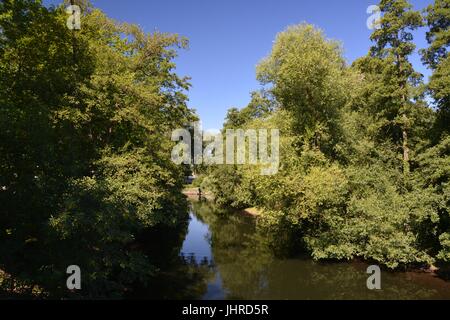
{"left": 368, "top": 0, "right": 424, "bottom": 175}
{"left": 206, "top": 20, "right": 437, "bottom": 270}
{"left": 0, "top": 0, "right": 194, "bottom": 297}
{"left": 224, "top": 91, "right": 275, "bottom": 129}
{"left": 256, "top": 24, "right": 345, "bottom": 135}
{"left": 422, "top": 0, "right": 450, "bottom": 138}
{"left": 421, "top": 0, "right": 450, "bottom": 69}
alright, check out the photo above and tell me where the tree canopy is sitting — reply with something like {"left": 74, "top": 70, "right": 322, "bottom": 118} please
{"left": 204, "top": 0, "right": 450, "bottom": 271}
{"left": 0, "top": 0, "right": 195, "bottom": 297}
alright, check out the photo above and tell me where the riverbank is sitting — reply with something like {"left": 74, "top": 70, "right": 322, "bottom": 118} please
{"left": 182, "top": 187, "right": 214, "bottom": 200}
{"left": 182, "top": 188, "right": 264, "bottom": 217}
{"left": 241, "top": 207, "right": 263, "bottom": 217}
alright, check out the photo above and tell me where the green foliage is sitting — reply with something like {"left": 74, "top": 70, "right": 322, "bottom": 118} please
{"left": 257, "top": 24, "right": 348, "bottom": 149}
{"left": 0, "top": 0, "right": 194, "bottom": 297}
{"left": 224, "top": 91, "right": 275, "bottom": 129}
{"left": 422, "top": 0, "right": 450, "bottom": 138}
{"left": 421, "top": 0, "right": 450, "bottom": 69}
{"left": 414, "top": 136, "right": 450, "bottom": 262}
{"left": 1, "top": 0, "right": 449, "bottom": 298}
{"left": 365, "top": 0, "right": 425, "bottom": 175}
{"left": 206, "top": 13, "right": 450, "bottom": 270}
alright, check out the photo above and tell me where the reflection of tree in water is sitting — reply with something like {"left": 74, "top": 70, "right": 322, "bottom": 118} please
{"left": 191, "top": 201, "right": 450, "bottom": 300}
{"left": 131, "top": 200, "right": 449, "bottom": 300}
{"left": 127, "top": 217, "right": 215, "bottom": 300}
{"left": 192, "top": 201, "right": 275, "bottom": 299}
{"left": 254, "top": 260, "right": 441, "bottom": 300}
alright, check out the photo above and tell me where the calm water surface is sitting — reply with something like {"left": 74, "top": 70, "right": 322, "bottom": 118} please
{"left": 146, "top": 199, "right": 450, "bottom": 300}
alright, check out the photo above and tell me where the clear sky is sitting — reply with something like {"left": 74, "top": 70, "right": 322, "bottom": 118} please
{"left": 44, "top": 0, "right": 433, "bottom": 130}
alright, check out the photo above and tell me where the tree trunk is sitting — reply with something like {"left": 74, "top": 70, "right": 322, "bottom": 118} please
{"left": 396, "top": 52, "right": 410, "bottom": 176}
{"left": 402, "top": 114, "right": 410, "bottom": 175}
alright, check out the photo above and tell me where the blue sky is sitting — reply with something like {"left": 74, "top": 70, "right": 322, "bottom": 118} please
{"left": 44, "top": 0, "right": 433, "bottom": 129}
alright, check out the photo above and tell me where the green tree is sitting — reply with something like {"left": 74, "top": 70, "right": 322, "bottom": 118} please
{"left": 224, "top": 91, "right": 275, "bottom": 129}
{"left": 422, "top": 0, "right": 450, "bottom": 138}
{"left": 367, "top": 0, "right": 424, "bottom": 175}
{"left": 421, "top": 0, "right": 450, "bottom": 69}
{"left": 0, "top": 0, "right": 194, "bottom": 297}
{"left": 256, "top": 24, "right": 349, "bottom": 156}
{"left": 205, "top": 20, "right": 437, "bottom": 270}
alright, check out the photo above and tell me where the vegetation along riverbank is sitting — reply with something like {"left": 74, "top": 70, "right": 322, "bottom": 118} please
{"left": 0, "top": 0, "right": 449, "bottom": 298}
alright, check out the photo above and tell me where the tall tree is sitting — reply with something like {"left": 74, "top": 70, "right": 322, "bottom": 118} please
{"left": 419, "top": 0, "right": 450, "bottom": 264}
{"left": 422, "top": 0, "right": 450, "bottom": 138}
{"left": 421, "top": 0, "right": 450, "bottom": 69}
{"left": 369, "top": 0, "right": 423, "bottom": 175}
{"left": 256, "top": 23, "right": 349, "bottom": 156}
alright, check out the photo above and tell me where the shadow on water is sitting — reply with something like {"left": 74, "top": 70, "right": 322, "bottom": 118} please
{"left": 137, "top": 199, "right": 450, "bottom": 300}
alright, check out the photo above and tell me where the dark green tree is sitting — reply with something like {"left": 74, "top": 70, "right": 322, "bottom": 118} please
{"left": 422, "top": 0, "right": 450, "bottom": 138}
{"left": 0, "top": 0, "right": 194, "bottom": 297}
{"left": 368, "top": 0, "right": 424, "bottom": 175}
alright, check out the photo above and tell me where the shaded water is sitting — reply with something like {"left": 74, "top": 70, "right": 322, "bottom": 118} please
{"left": 145, "top": 199, "right": 450, "bottom": 300}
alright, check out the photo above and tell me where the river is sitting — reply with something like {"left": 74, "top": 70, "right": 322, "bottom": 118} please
{"left": 141, "top": 199, "right": 450, "bottom": 300}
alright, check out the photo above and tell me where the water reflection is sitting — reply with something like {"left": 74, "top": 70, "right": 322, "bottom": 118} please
{"left": 141, "top": 199, "right": 450, "bottom": 300}
{"left": 181, "top": 214, "right": 213, "bottom": 264}
{"left": 129, "top": 214, "right": 214, "bottom": 300}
